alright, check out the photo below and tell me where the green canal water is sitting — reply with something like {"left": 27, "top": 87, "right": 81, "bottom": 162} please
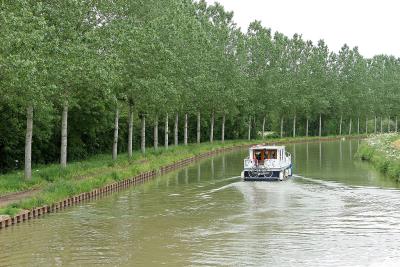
{"left": 1, "top": 139, "right": 400, "bottom": 266}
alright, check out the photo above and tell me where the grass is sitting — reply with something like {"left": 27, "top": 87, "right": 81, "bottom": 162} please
{"left": 0, "top": 135, "right": 360, "bottom": 216}
{"left": 356, "top": 133, "right": 400, "bottom": 181}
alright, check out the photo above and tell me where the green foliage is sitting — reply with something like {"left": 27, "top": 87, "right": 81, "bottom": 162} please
{"left": 1, "top": 0, "right": 400, "bottom": 174}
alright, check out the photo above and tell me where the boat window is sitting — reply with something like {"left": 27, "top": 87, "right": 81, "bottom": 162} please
{"left": 266, "top": 149, "right": 277, "bottom": 159}
{"left": 253, "top": 150, "right": 265, "bottom": 161}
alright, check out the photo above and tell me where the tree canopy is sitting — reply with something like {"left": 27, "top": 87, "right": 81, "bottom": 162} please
{"left": 1, "top": 0, "right": 400, "bottom": 173}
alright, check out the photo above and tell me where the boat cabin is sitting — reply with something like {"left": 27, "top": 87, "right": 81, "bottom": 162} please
{"left": 250, "top": 145, "right": 286, "bottom": 164}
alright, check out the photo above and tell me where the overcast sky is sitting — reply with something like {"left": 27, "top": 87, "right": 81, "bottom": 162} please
{"left": 205, "top": 0, "right": 400, "bottom": 58}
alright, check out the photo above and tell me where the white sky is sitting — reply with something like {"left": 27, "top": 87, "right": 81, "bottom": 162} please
{"left": 205, "top": 0, "right": 400, "bottom": 58}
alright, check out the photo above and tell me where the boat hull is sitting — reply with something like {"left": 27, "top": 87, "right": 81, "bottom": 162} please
{"left": 242, "top": 165, "right": 292, "bottom": 181}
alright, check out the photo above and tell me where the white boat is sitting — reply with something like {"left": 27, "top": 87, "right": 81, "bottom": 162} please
{"left": 241, "top": 145, "right": 292, "bottom": 181}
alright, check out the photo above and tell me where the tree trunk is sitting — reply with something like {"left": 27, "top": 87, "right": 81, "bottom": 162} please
{"left": 396, "top": 117, "right": 398, "bottom": 133}
{"left": 357, "top": 117, "right": 360, "bottom": 135}
{"left": 339, "top": 115, "right": 343, "bottom": 135}
{"left": 262, "top": 116, "right": 266, "bottom": 140}
{"left": 174, "top": 113, "right": 179, "bottom": 146}
{"left": 24, "top": 105, "right": 33, "bottom": 180}
{"left": 293, "top": 115, "right": 296, "bottom": 138}
{"left": 141, "top": 114, "right": 146, "bottom": 154}
{"left": 374, "top": 116, "right": 377, "bottom": 134}
{"left": 319, "top": 113, "right": 322, "bottom": 137}
{"left": 60, "top": 103, "right": 68, "bottom": 168}
{"left": 210, "top": 111, "right": 214, "bottom": 143}
{"left": 348, "top": 118, "right": 352, "bottom": 135}
{"left": 388, "top": 117, "right": 391, "bottom": 133}
{"left": 247, "top": 115, "right": 251, "bottom": 140}
{"left": 365, "top": 117, "right": 368, "bottom": 134}
{"left": 221, "top": 114, "right": 225, "bottom": 142}
{"left": 165, "top": 113, "right": 169, "bottom": 149}
{"left": 128, "top": 105, "right": 133, "bottom": 158}
{"left": 112, "top": 108, "right": 119, "bottom": 160}
{"left": 280, "top": 117, "right": 284, "bottom": 138}
{"left": 197, "top": 111, "right": 201, "bottom": 144}
{"left": 154, "top": 115, "right": 158, "bottom": 150}
{"left": 380, "top": 117, "right": 383, "bottom": 133}
{"left": 306, "top": 118, "right": 309, "bottom": 137}
{"left": 184, "top": 113, "right": 188, "bottom": 145}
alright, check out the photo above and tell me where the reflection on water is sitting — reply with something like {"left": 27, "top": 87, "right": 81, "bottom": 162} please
{"left": 1, "top": 139, "right": 400, "bottom": 267}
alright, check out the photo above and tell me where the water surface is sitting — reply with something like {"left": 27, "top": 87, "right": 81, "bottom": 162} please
{"left": 1, "top": 139, "right": 400, "bottom": 266}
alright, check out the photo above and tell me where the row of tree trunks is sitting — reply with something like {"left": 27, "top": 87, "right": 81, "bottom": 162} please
{"left": 126, "top": 113, "right": 400, "bottom": 164}
{"left": 118, "top": 113, "right": 400, "bottom": 167}
{"left": 27, "top": 109, "right": 400, "bottom": 181}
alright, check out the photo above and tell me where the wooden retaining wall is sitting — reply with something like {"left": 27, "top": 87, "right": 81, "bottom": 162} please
{"left": 0, "top": 135, "right": 365, "bottom": 230}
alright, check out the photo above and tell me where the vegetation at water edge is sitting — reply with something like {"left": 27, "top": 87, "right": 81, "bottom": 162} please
{"left": 356, "top": 134, "right": 400, "bottom": 181}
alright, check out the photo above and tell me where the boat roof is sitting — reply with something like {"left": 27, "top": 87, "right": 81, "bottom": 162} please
{"left": 250, "top": 144, "right": 285, "bottom": 150}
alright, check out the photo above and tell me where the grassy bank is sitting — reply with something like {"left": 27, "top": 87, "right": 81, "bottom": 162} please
{"left": 0, "top": 135, "right": 361, "bottom": 216}
{"left": 356, "top": 134, "right": 400, "bottom": 181}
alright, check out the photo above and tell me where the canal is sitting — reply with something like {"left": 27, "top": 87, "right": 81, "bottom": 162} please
{"left": 1, "top": 139, "right": 400, "bottom": 266}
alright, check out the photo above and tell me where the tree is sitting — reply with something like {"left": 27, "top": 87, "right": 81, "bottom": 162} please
{"left": 0, "top": 1, "right": 53, "bottom": 179}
